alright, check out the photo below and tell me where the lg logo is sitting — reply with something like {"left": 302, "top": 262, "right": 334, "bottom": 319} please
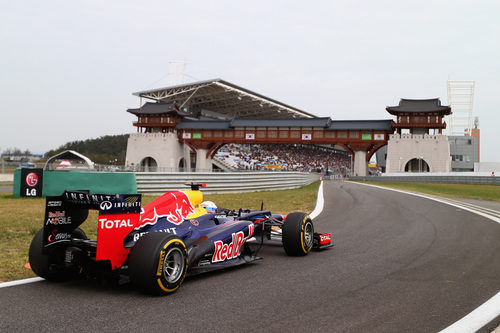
{"left": 26, "top": 173, "right": 38, "bottom": 187}
{"left": 100, "top": 201, "right": 113, "bottom": 210}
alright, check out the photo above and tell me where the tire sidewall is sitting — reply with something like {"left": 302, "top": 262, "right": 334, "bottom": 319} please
{"left": 128, "top": 232, "right": 189, "bottom": 295}
{"left": 282, "top": 212, "right": 314, "bottom": 256}
{"left": 154, "top": 237, "right": 188, "bottom": 293}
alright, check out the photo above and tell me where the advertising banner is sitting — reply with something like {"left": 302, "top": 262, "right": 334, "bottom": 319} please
{"left": 20, "top": 168, "right": 43, "bottom": 197}
{"left": 192, "top": 133, "right": 202, "bottom": 139}
{"left": 361, "top": 133, "right": 372, "bottom": 140}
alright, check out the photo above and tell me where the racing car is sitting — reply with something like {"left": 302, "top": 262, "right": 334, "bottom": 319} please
{"left": 29, "top": 183, "right": 333, "bottom": 295}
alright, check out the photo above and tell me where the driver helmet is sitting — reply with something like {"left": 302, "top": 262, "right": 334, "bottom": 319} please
{"left": 200, "top": 201, "right": 217, "bottom": 213}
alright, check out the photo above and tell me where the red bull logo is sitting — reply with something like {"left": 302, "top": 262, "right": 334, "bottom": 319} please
{"left": 212, "top": 224, "right": 254, "bottom": 263}
{"left": 138, "top": 191, "right": 195, "bottom": 228}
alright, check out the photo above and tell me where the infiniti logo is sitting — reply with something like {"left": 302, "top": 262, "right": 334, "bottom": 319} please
{"left": 100, "top": 201, "right": 113, "bottom": 210}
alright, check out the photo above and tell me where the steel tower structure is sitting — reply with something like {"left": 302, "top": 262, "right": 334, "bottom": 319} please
{"left": 447, "top": 80, "right": 475, "bottom": 135}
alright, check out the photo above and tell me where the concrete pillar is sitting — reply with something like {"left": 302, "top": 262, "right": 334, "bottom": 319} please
{"left": 195, "top": 148, "right": 212, "bottom": 171}
{"left": 353, "top": 150, "right": 367, "bottom": 176}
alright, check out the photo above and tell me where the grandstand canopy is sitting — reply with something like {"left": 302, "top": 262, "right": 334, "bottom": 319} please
{"left": 133, "top": 79, "right": 315, "bottom": 119}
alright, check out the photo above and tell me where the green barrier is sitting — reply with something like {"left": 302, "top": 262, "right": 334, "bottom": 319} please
{"left": 13, "top": 170, "right": 137, "bottom": 197}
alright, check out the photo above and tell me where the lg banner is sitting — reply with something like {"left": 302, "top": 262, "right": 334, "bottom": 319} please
{"left": 20, "top": 168, "right": 43, "bottom": 197}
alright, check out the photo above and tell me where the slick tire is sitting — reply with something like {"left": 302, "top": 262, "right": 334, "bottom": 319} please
{"left": 28, "top": 228, "right": 87, "bottom": 281}
{"left": 128, "top": 232, "right": 188, "bottom": 296}
{"left": 282, "top": 212, "right": 314, "bottom": 256}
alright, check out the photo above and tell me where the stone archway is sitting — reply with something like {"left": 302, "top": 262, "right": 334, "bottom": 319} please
{"left": 404, "top": 158, "right": 430, "bottom": 172}
{"left": 140, "top": 156, "right": 158, "bottom": 172}
{"left": 178, "top": 157, "right": 186, "bottom": 171}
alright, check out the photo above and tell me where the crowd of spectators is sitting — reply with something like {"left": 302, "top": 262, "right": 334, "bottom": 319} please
{"left": 216, "top": 144, "right": 352, "bottom": 176}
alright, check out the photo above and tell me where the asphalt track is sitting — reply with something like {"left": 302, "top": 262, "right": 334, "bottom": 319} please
{"left": 1, "top": 181, "right": 500, "bottom": 332}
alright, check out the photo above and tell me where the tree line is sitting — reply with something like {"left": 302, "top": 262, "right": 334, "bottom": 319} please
{"left": 44, "top": 134, "right": 129, "bottom": 165}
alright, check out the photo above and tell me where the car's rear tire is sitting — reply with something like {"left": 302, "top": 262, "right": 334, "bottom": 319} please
{"left": 128, "top": 232, "right": 188, "bottom": 295}
{"left": 28, "top": 228, "right": 87, "bottom": 281}
{"left": 282, "top": 212, "right": 314, "bottom": 256}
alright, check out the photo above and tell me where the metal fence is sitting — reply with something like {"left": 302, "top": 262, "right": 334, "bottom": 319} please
{"left": 350, "top": 175, "right": 499, "bottom": 185}
{"left": 136, "top": 171, "right": 320, "bottom": 194}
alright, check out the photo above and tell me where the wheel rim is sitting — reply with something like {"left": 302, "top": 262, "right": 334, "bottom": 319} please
{"left": 163, "top": 247, "right": 185, "bottom": 283}
{"left": 304, "top": 221, "right": 313, "bottom": 248}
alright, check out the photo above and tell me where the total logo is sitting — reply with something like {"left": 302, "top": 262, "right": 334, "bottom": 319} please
{"left": 319, "top": 233, "right": 332, "bottom": 245}
{"left": 26, "top": 173, "right": 38, "bottom": 187}
{"left": 212, "top": 224, "right": 254, "bottom": 263}
{"left": 99, "top": 218, "right": 134, "bottom": 229}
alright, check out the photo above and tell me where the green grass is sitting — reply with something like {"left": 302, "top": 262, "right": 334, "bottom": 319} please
{"left": 355, "top": 181, "right": 500, "bottom": 202}
{"left": 0, "top": 181, "right": 320, "bottom": 282}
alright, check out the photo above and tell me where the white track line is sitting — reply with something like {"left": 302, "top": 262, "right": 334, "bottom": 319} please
{"left": 0, "top": 277, "right": 44, "bottom": 288}
{"left": 350, "top": 181, "right": 500, "bottom": 332}
{"left": 310, "top": 180, "right": 324, "bottom": 220}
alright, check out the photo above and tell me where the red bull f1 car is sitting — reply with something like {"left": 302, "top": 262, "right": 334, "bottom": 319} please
{"left": 29, "top": 183, "right": 333, "bottom": 295}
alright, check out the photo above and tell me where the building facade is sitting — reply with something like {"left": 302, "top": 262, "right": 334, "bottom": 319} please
{"left": 449, "top": 135, "right": 479, "bottom": 172}
{"left": 385, "top": 98, "right": 452, "bottom": 173}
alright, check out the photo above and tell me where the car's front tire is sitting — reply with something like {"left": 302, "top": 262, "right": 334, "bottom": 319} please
{"left": 128, "top": 232, "right": 188, "bottom": 295}
{"left": 282, "top": 212, "right": 314, "bottom": 256}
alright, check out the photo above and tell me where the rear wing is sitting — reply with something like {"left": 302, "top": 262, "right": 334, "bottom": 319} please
{"left": 43, "top": 191, "right": 142, "bottom": 266}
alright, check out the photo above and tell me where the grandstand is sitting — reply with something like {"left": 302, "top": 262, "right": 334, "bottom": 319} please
{"left": 215, "top": 144, "right": 351, "bottom": 176}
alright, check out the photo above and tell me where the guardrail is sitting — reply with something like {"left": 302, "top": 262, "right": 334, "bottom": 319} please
{"left": 350, "top": 175, "right": 499, "bottom": 185}
{"left": 136, "top": 171, "right": 320, "bottom": 194}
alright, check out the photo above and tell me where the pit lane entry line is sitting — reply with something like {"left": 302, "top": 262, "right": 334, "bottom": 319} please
{"left": 350, "top": 181, "right": 500, "bottom": 333}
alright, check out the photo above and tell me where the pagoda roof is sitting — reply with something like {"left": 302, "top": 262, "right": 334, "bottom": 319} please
{"left": 386, "top": 98, "right": 451, "bottom": 115}
{"left": 175, "top": 118, "right": 394, "bottom": 131}
{"left": 127, "top": 102, "right": 190, "bottom": 116}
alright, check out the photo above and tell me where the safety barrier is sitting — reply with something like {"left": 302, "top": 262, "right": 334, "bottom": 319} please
{"left": 350, "top": 175, "right": 499, "bottom": 185}
{"left": 13, "top": 170, "right": 138, "bottom": 197}
{"left": 136, "top": 171, "right": 320, "bottom": 194}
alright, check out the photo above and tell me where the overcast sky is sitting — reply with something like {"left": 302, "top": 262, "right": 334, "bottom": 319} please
{"left": 1, "top": 1, "right": 499, "bottom": 161}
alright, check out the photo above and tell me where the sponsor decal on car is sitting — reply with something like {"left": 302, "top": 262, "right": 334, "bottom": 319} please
{"left": 132, "top": 228, "right": 177, "bottom": 242}
{"left": 319, "top": 233, "right": 332, "bottom": 245}
{"left": 139, "top": 191, "right": 195, "bottom": 227}
{"left": 212, "top": 224, "right": 254, "bottom": 263}
{"left": 99, "top": 218, "right": 134, "bottom": 229}
{"left": 47, "top": 229, "right": 72, "bottom": 243}
{"left": 46, "top": 211, "right": 72, "bottom": 225}
{"left": 99, "top": 197, "right": 141, "bottom": 211}
{"left": 47, "top": 200, "right": 63, "bottom": 207}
